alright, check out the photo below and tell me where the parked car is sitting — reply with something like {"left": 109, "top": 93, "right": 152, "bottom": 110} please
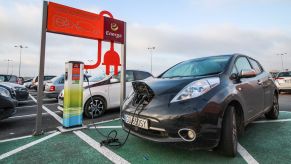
{"left": 0, "top": 82, "right": 29, "bottom": 101}
{"left": 121, "top": 54, "right": 279, "bottom": 157}
{"left": 31, "top": 75, "right": 56, "bottom": 90}
{"left": 44, "top": 74, "right": 91, "bottom": 99}
{"left": 58, "top": 70, "right": 153, "bottom": 118}
{"left": 0, "top": 87, "right": 17, "bottom": 120}
{"left": 274, "top": 71, "right": 291, "bottom": 93}
{"left": 0, "top": 74, "right": 18, "bottom": 84}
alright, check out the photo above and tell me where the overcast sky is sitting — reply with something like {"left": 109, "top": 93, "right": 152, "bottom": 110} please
{"left": 0, "top": 0, "right": 291, "bottom": 77}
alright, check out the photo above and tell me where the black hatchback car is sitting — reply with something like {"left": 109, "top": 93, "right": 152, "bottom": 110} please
{"left": 121, "top": 54, "right": 278, "bottom": 157}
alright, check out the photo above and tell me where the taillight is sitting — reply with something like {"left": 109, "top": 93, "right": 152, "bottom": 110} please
{"left": 49, "top": 86, "right": 55, "bottom": 91}
{"left": 275, "top": 77, "right": 284, "bottom": 80}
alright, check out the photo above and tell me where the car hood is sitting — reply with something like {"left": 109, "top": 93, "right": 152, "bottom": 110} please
{"left": 0, "top": 82, "right": 25, "bottom": 89}
{"left": 139, "top": 77, "right": 202, "bottom": 95}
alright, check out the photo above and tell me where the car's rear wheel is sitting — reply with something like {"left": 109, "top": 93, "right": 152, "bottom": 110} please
{"left": 219, "top": 106, "right": 238, "bottom": 157}
{"left": 265, "top": 94, "right": 279, "bottom": 120}
{"left": 84, "top": 96, "right": 106, "bottom": 118}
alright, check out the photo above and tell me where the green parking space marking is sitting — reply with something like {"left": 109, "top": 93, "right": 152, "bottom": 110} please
{"left": 240, "top": 112, "right": 291, "bottom": 163}
{"left": 82, "top": 126, "right": 246, "bottom": 164}
{"left": 0, "top": 135, "right": 46, "bottom": 155}
{"left": 0, "top": 133, "right": 112, "bottom": 164}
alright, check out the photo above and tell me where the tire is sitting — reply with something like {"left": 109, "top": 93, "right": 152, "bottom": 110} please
{"left": 265, "top": 94, "right": 279, "bottom": 120}
{"left": 219, "top": 106, "right": 238, "bottom": 157}
{"left": 84, "top": 96, "right": 107, "bottom": 118}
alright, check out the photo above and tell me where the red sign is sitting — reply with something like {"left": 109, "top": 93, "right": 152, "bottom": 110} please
{"left": 72, "top": 63, "right": 80, "bottom": 81}
{"left": 103, "top": 17, "right": 125, "bottom": 44}
{"left": 47, "top": 2, "right": 104, "bottom": 40}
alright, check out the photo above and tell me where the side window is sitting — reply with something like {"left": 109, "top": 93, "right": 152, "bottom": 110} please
{"left": 231, "top": 66, "right": 238, "bottom": 74}
{"left": 235, "top": 57, "right": 252, "bottom": 73}
{"left": 59, "top": 77, "right": 64, "bottom": 84}
{"left": 9, "top": 76, "right": 17, "bottom": 82}
{"left": 249, "top": 59, "right": 262, "bottom": 74}
{"left": 126, "top": 71, "right": 134, "bottom": 82}
{"left": 112, "top": 71, "right": 134, "bottom": 82}
{"left": 134, "top": 71, "right": 151, "bottom": 80}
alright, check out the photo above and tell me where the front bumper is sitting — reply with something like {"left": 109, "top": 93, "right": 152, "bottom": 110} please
{"left": 121, "top": 96, "right": 223, "bottom": 149}
{"left": 44, "top": 91, "right": 59, "bottom": 98}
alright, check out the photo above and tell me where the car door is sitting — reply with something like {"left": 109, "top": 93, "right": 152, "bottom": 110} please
{"left": 249, "top": 58, "right": 273, "bottom": 111}
{"left": 108, "top": 71, "right": 134, "bottom": 108}
{"left": 234, "top": 56, "right": 265, "bottom": 120}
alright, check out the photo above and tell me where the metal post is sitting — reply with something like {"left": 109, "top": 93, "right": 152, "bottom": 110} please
{"left": 34, "top": 1, "right": 48, "bottom": 136}
{"left": 280, "top": 55, "right": 284, "bottom": 71}
{"left": 120, "top": 22, "right": 126, "bottom": 107}
{"left": 18, "top": 48, "right": 22, "bottom": 77}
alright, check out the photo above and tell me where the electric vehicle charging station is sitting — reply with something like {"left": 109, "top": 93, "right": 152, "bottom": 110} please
{"left": 63, "top": 61, "right": 84, "bottom": 128}
{"left": 34, "top": 1, "right": 126, "bottom": 134}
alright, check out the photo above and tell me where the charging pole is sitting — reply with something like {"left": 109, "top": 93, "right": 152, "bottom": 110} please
{"left": 120, "top": 22, "right": 126, "bottom": 105}
{"left": 34, "top": 1, "right": 48, "bottom": 135}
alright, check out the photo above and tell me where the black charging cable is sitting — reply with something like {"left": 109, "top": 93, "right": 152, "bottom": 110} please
{"left": 84, "top": 74, "right": 147, "bottom": 148}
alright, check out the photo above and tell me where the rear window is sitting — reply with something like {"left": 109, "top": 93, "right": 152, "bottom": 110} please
{"left": 278, "top": 72, "right": 291, "bottom": 77}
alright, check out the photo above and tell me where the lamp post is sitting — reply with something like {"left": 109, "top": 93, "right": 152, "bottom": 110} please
{"left": 14, "top": 45, "right": 28, "bottom": 77}
{"left": 5, "top": 59, "right": 13, "bottom": 74}
{"left": 147, "top": 46, "right": 155, "bottom": 74}
{"left": 277, "top": 53, "right": 287, "bottom": 71}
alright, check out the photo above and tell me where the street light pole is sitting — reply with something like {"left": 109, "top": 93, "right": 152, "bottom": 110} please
{"left": 5, "top": 59, "right": 13, "bottom": 74}
{"left": 14, "top": 45, "right": 28, "bottom": 77}
{"left": 277, "top": 53, "right": 287, "bottom": 71}
{"left": 147, "top": 46, "right": 155, "bottom": 74}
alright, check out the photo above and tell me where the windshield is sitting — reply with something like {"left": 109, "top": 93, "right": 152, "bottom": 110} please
{"left": 89, "top": 74, "right": 106, "bottom": 82}
{"left": 161, "top": 55, "right": 231, "bottom": 78}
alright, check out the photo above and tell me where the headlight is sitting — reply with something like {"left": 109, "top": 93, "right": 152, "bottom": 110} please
{"left": 0, "top": 87, "right": 11, "bottom": 98}
{"left": 170, "top": 77, "right": 220, "bottom": 103}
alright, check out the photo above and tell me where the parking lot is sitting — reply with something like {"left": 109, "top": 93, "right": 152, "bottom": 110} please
{"left": 0, "top": 92, "right": 290, "bottom": 163}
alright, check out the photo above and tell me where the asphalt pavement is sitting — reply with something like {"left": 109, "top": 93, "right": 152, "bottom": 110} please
{"left": 0, "top": 90, "right": 290, "bottom": 140}
{"left": 0, "top": 90, "right": 120, "bottom": 140}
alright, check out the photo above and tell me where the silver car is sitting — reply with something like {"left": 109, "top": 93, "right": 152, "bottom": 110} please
{"left": 275, "top": 71, "right": 291, "bottom": 93}
{"left": 44, "top": 75, "right": 65, "bottom": 99}
{"left": 44, "top": 74, "right": 92, "bottom": 99}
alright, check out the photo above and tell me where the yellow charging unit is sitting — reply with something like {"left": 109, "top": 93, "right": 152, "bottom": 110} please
{"left": 63, "top": 61, "right": 84, "bottom": 128}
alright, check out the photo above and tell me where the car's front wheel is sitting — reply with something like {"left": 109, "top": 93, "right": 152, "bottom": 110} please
{"left": 265, "top": 94, "right": 279, "bottom": 119}
{"left": 84, "top": 96, "right": 107, "bottom": 118}
{"left": 219, "top": 106, "right": 238, "bottom": 157}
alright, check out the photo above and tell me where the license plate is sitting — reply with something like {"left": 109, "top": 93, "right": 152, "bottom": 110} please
{"left": 124, "top": 114, "right": 148, "bottom": 129}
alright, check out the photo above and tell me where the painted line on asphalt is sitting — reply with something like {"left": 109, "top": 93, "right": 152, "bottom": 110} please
{"left": 42, "top": 105, "right": 63, "bottom": 124}
{"left": 89, "top": 126, "right": 122, "bottom": 129}
{"left": 73, "top": 130, "right": 129, "bottom": 164}
{"left": 88, "top": 118, "right": 121, "bottom": 126}
{"left": 29, "top": 94, "right": 63, "bottom": 124}
{"left": 8, "top": 111, "right": 62, "bottom": 120}
{"left": 16, "top": 105, "right": 38, "bottom": 109}
{"left": 57, "top": 106, "right": 63, "bottom": 111}
{"left": 0, "top": 131, "right": 61, "bottom": 160}
{"left": 238, "top": 143, "right": 259, "bottom": 164}
{"left": 0, "top": 131, "right": 57, "bottom": 143}
{"left": 253, "top": 118, "right": 291, "bottom": 124}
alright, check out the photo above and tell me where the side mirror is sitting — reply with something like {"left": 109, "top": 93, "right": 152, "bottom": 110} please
{"left": 110, "top": 78, "right": 119, "bottom": 83}
{"left": 239, "top": 69, "right": 256, "bottom": 78}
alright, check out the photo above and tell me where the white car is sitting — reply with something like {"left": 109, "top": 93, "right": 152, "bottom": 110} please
{"left": 275, "top": 71, "right": 291, "bottom": 93}
{"left": 58, "top": 70, "right": 153, "bottom": 118}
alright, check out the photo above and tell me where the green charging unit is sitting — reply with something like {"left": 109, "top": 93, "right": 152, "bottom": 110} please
{"left": 63, "top": 61, "right": 84, "bottom": 128}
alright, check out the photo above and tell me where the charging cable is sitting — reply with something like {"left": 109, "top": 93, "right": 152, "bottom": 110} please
{"left": 84, "top": 74, "right": 147, "bottom": 148}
